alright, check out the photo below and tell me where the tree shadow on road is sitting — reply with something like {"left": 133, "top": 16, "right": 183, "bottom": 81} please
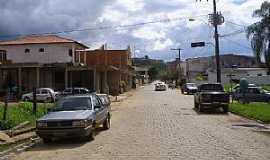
{"left": 29, "top": 128, "right": 105, "bottom": 151}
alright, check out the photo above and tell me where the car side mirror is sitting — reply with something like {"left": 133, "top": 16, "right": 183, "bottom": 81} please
{"left": 94, "top": 105, "right": 101, "bottom": 111}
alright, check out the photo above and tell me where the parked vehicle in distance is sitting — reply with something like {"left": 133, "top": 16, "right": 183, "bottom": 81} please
{"left": 231, "top": 83, "right": 256, "bottom": 92}
{"left": 36, "top": 94, "right": 111, "bottom": 143}
{"left": 61, "top": 87, "right": 90, "bottom": 96}
{"left": 155, "top": 82, "right": 166, "bottom": 91}
{"left": 194, "top": 83, "right": 230, "bottom": 113}
{"left": 232, "top": 87, "right": 270, "bottom": 103}
{"left": 22, "top": 88, "right": 60, "bottom": 102}
{"left": 181, "top": 83, "right": 198, "bottom": 94}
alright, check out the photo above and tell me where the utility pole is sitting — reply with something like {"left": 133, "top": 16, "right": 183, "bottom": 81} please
{"left": 171, "top": 48, "right": 183, "bottom": 87}
{"left": 196, "top": 0, "right": 223, "bottom": 83}
{"left": 212, "top": 0, "right": 221, "bottom": 83}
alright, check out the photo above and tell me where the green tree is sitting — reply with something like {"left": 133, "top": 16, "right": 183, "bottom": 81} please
{"left": 246, "top": 1, "right": 270, "bottom": 73}
{"left": 148, "top": 67, "right": 158, "bottom": 80}
{"left": 144, "top": 55, "right": 149, "bottom": 59}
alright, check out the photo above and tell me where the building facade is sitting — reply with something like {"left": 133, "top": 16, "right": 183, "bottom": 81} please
{"left": 0, "top": 35, "right": 91, "bottom": 96}
{"left": 77, "top": 45, "right": 134, "bottom": 95}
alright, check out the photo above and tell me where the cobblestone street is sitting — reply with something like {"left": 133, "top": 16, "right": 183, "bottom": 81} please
{"left": 11, "top": 84, "right": 270, "bottom": 160}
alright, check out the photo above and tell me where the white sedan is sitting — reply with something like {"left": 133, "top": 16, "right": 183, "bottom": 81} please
{"left": 155, "top": 83, "right": 167, "bottom": 91}
{"left": 22, "top": 88, "right": 60, "bottom": 102}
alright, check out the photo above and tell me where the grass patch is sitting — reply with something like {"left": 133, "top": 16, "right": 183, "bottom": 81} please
{"left": 229, "top": 102, "right": 270, "bottom": 123}
{"left": 0, "top": 143, "right": 17, "bottom": 152}
{"left": 0, "top": 102, "right": 53, "bottom": 130}
{"left": 262, "top": 85, "right": 270, "bottom": 92}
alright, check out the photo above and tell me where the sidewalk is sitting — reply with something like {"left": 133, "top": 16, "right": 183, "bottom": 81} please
{"left": 110, "top": 89, "right": 135, "bottom": 103}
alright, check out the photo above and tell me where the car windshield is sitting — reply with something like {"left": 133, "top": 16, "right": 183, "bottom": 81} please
{"left": 200, "top": 84, "right": 223, "bottom": 91}
{"left": 187, "top": 83, "right": 197, "bottom": 87}
{"left": 52, "top": 97, "right": 92, "bottom": 111}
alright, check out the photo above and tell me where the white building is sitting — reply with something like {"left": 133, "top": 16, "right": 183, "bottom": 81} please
{"left": 0, "top": 35, "right": 93, "bottom": 94}
{"left": 0, "top": 35, "right": 87, "bottom": 64}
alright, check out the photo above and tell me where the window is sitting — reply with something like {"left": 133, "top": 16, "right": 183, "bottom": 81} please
{"left": 80, "top": 89, "right": 88, "bottom": 94}
{"left": 68, "top": 49, "right": 73, "bottom": 57}
{"left": 39, "top": 48, "right": 45, "bottom": 53}
{"left": 25, "top": 49, "right": 30, "bottom": 53}
{"left": 0, "top": 50, "right": 7, "bottom": 62}
{"left": 92, "top": 96, "right": 101, "bottom": 107}
{"left": 41, "top": 90, "right": 48, "bottom": 94}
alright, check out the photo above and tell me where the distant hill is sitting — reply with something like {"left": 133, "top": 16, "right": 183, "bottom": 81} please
{"left": 132, "top": 57, "right": 164, "bottom": 68}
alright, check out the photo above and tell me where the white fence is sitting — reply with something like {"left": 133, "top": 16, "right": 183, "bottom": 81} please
{"left": 208, "top": 72, "right": 270, "bottom": 85}
{"left": 245, "top": 76, "right": 270, "bottom": 85}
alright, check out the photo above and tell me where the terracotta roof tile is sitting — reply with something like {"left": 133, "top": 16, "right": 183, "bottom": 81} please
{"left": 0, "top": 35, "right": 87, "bottom": 48}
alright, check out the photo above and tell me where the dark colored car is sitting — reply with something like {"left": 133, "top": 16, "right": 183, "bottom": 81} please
{"left": 181, "top": 83, "right": 198, "bottom": 94}
{"left": 36, "top": 94, "right": 111, "bottom": 143}
{"left": 194, "top": 83, "right": 230, "bottom": 113}
{"left": 232, "top": 87, "right": 270, "bottom": 103}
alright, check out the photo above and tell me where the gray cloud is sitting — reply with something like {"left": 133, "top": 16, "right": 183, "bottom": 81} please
{"left": 0, "top": 0, "right": 264, "bottom": 60}
{"left": 0, "top": 0, "right": 114, "bottom": 40}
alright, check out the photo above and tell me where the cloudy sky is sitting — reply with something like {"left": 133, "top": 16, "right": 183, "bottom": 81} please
{"left": 0, "top": 0, "right": 266, "bottom": 61}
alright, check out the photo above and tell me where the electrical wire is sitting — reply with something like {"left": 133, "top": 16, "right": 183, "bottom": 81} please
{"left": 222, "top": 37, "right": 252, "bottom": 50}
{"left": 220, "top": 29, "right": 245, "bottom": 38}
{"left": 0, "top": 14, "right": 208, "bottom": 38}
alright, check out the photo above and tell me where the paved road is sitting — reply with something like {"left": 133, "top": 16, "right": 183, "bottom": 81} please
{"left": 11, "top": 84, "right": 270, "bottom": 160}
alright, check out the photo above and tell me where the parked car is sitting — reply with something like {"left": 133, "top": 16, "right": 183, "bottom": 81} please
{"left": 36, "top": 94, "right": 111, "bottom": 143}
{"left": 61, "top": 87, "right": 90, "bottom": 96}
{"left": 181, "top": 83, "right": 198, "bottom": 94}
{"left": 22, "top": 88, "right": 60, "bottom": 102}
{"left": 155, "top": 82, "right": 166, "bottom": 91}
{"left": 231, "top": 83, "right": 256, "bottom": 92}
{"left": 232, "top": 87, "right": 270, "bottom": 103}
{"left": 194, "top": 83, "right": 230, "bottom": 113}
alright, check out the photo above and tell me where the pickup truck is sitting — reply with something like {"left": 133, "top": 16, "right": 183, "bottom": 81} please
{"left": 36, "top": 94, "right": 111, "bottom": 143}
{"left": 194, "top": 83, "right": 230, "bottom": 113}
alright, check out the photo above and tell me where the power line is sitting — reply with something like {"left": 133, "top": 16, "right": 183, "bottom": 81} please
{"left": 0, "top": 14, "right": 208, "bottom": 38}
{"left": 222, "top": 37, "right": 252, "bottom": 50}
{"left": 220, "top": 29, "right": 245, "bottom": 38}
{"left": 226, "top": 20, "right": 248, "bottom": 28}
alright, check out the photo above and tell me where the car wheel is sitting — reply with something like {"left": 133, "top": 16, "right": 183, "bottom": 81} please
{"left": 223, "top": 106, "right": 229, "bottom": 113}
{"left": 198, "top": 104, "right": 204, "bottom": 112}
{"left": 43, "top": 138, "right": 52, "bottom": 143}
{"left": 194, "top": 100, "right": 198, "bottom": 108}
{"left": 103, "top": 115, "right": 111, "bottom": 130}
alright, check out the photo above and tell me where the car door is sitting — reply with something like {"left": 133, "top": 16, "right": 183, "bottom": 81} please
{"left": 35, "top": 89, "right": 42, "bottom": 101}
{"left": 246, "top": 88, "right": 260, "bottom": 102}
{"left": 96, "top": 95, "right": 107, "bottom": 122}
{"left": 40, "top": 89, "right": 50, "bottom": 101}
{"left": 92, "top": 95, "right": 103, "bottom": 125}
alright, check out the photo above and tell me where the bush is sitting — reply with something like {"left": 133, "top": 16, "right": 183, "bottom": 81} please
{"left": 0, "top": 120, "right": 13, "bottom": 130}
{"left": 0, "top": 102, "right": 51, "bottom": 130}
